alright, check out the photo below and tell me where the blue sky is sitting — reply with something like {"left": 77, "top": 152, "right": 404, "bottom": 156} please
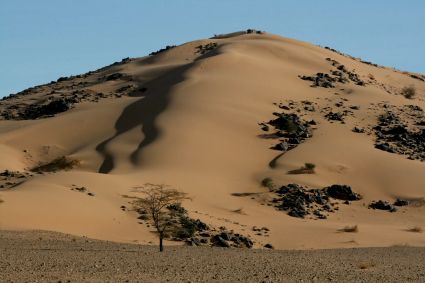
{"left": 1, "top": 0, "right": 424, "bottom": 97}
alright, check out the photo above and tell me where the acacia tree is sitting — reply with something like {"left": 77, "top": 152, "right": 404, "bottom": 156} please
{"left": 134, "top": 183, "right": 189, "bottom": 252}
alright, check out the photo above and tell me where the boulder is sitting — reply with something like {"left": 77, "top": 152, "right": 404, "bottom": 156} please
{"left": 369, "top": 200, "right": 397, "bottom": 212}
{"left": 326, "top": 185, "right": 362, "bottom": 201}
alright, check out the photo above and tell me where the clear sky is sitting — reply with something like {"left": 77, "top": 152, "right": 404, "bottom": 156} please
{"left": 1, "top": 0, "right": 424, "bottom": 97}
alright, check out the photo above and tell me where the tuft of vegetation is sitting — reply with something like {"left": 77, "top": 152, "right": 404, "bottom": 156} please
{"left": 304, "top": 163, "right": 316, "bottom": 170}
{"left": 338, "top": 225, "right": 359, "bottom": 233}
{"left": 358, "top": 262, "right": 376, "bottom": 270}
{"left": 406, "top": 226, "right": 423, "bottom": 233}
{"left": 261, "top": 177, "right": 275, "bottom": 190}
{"left": 401, "top": 85, "right": 416, "bottom": 99}
{"left": 288, "top": 163, "right": 316, "bottom": 174}
{"left": 31, "top": 156, "right": 79, "bottom": 173}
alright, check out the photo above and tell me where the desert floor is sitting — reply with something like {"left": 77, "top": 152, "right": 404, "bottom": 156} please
{"left": 1, "top": 230, "right": 424, "bottom": 283}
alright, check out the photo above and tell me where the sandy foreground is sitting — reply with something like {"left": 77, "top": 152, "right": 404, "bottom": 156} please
{"left": 0, "top": 230, "right": 424, "bottom": 283}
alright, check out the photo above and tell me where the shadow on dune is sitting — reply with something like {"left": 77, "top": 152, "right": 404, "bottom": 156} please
{"left": 269, "top": 152, "right": 285, "bottom": 169}
{"left": 96, "top": 51, "right": 221, "bottom": 174}
{"left": 96, "top": 64, "right": 190, "bottom": 173}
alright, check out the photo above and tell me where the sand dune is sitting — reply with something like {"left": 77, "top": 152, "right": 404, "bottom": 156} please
{"left": 0, "top": 31, "right": 424, "bottom": 249}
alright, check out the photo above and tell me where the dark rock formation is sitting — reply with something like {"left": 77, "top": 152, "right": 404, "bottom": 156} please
{"left": 325, "top": 185, "right": 362, "bottom": 201}
{"left": 19, "top": 98, "right": 73, "bottom": 120}
{"left": 373, "top": 109, "right": 425, "bottom": 161}
{"left": 263, "top": 112, "right": 313, "bottom": 152}
{"left": 299, "top": 58, "right": 365, "bottom": 88}
{"left": 272, "top": 184, "right": 361, "bottom": 219}
{"left": 369, "top": 200, "right": 397, "bottom": 212}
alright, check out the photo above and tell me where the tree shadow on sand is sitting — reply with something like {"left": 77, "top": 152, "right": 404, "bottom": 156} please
{"left": 96, "top": 52, "right": 219, "bottom": 174}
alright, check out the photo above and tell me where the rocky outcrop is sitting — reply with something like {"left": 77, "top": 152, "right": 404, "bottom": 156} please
{"left": 300, "top": 58, "right": 365, "bottom": 88}
{"left": 374, "top": 108, "right": 425, "bottom": 161}
{"left": 271, "top": 184, "right": 361, "bottom": 219}
{"left": 260, "top": 112, "right": 313, "bottom": 152}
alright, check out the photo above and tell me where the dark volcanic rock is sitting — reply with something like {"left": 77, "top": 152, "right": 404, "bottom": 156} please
{"left": 325, "top": 185, "right": 362, "bottom": 201}
{"left": 373, "top": 109, "right": 425, "bottom": 161}
{"left": 105, "top": 73, "right": 124, "bottom": 81}
{"left": 196, "top": 42, "right": 218, "bottom": 54}
{"left": 263, "top": 112, "right": 313, "bottom": 152}
{"left": 325, "top": 111, "right": 345, "bottom": 122}
{"left": 369, "top": 200, "right": 397, "bottom": 212}
{"left": 149, "top": 45, "right": 176, "bottom": 56}
{"left": 21, "top": 98, "right": 73, "bottom": 120}
{"left": 273, "top": 184, "right": 360, "bottom": 219}
{"left": 352, "top": 127, "right": 365, "bottom": 133}
{"left": 211, "top": 235, "right": 230, "bottom": 247}
{"left": 393, "top": 199, "right": 409, "bottom": 206}
{"left": 299, "top": 58, "right": 365, "bottom": 88}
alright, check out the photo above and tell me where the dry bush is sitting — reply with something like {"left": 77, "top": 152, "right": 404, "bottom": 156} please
{"left": 338, "top": 225, "right": 358, "bottom": 233}
{"left": 261, "top": 177, "right": 275, "bottom": 190}
{"left": 401, "top": 85, "right": 416, "bottom": 99}
{"left": 133, "top": 183, "right": 189, "bottom": 252}
{"left": 31, "top": 156, "right": 79, "bottom": 172}
{"left": 406, "top": 226, "right": 423, "bottom": 233}
{"left": 358, "top": 262, "right": 376, "bottom": 270}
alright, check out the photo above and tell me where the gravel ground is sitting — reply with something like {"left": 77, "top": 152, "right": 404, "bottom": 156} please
{"left": 1, "top": 230, "right": 424, "bottom": 282}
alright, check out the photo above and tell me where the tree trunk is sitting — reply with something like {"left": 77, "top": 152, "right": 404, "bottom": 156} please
{"left": 159, "top": 235, "right": 164, "bottom": 252}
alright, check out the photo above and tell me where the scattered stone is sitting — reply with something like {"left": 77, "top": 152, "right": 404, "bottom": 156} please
{"left": 352, "top": 126, "right": 365, "bottom": 133}
{"left": 196, "top": 42, "right": 218, "bottom": 54}
{"left": 299, "top": 58, "right": 365, "bottom": 88}
{"left": 149, "top": 45, "right": 176, "bottom": 56}
{"left": 325, "top": 111, "right": 345, "bottom": 122}
{"left": 264, "top": 243, "right": 274, "bottom": 249}
{"left": 300, "top": 73, "right": 336, "bottom": 88}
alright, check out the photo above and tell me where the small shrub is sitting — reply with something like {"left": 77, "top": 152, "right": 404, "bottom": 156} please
{"left": 304, "top": 163, "right": 316, "bottom": 170}
{"left": 358, "top": 262, "right": 376, "bottom": 270}
{"left": 288, "top": 163, "right": 316, "bottom": 174}
{"left": 261, "top": 177, "right": 275, "bottom": 190}
{"left": 401, "top": 86, "right": 416, "bottom": 99}
{"left": 339, "top": 225, "right": 358, "bottom": 233}
{"left": 407, "top": 226, "right": 423, "bottom": 233}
